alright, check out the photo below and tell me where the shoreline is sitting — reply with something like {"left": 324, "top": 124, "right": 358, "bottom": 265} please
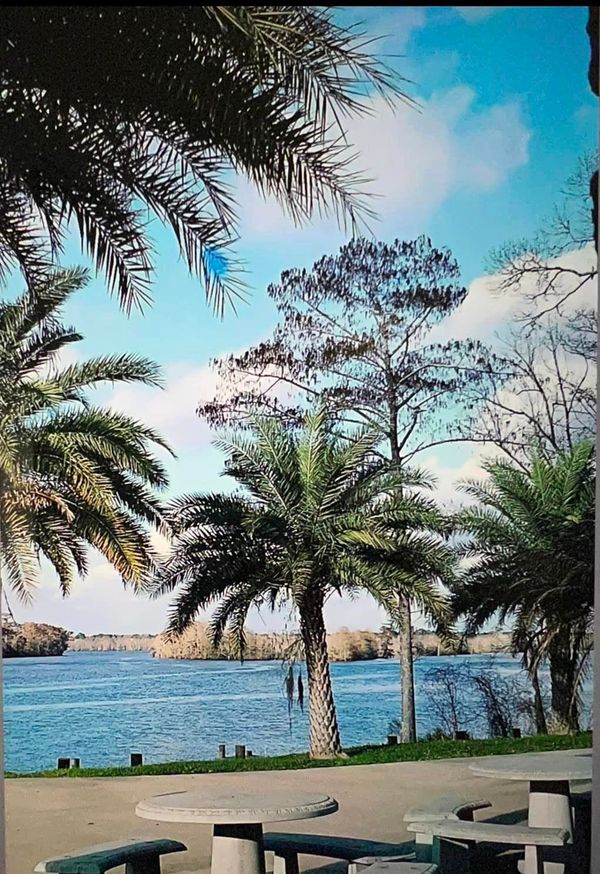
{"left": 6, "top": 732, "right": 592, "bottom": 779}
{"left": 63, "top": 648, "right": 516, "bottom": 662}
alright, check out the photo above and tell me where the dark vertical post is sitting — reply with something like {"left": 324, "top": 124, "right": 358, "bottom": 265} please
{"left": 130, "top": 753, "right": 143, "bottom": 767}
{"left": 234, "top": 744, "right": 246, "bottom": 758}
{"left": 218, "top": 744, "right": 226, "bottom": 759}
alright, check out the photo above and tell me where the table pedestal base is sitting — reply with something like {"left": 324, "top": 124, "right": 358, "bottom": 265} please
{"left": 211, "top": 823, "right": 266, "bottom": 874}
{"left": 522, "top": 780, "right": 573, "bottom": 874}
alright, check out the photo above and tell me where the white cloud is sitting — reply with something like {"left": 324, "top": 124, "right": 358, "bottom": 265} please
{"left": 350, "top": 89, "right": 530, "bottom": 216}
{"left": 429, "top": 245, "right": 597, "bottom": 345}
{"left": 324, "top": 593, "right": 388, "bottom": 632}
{"left": 374, "top": 6, "right": 427, "bottom": 52}
{"left": 108, "top": 361, "right": 218, "bottom": 451}
{"left": 423, "top": 446, "right": 492, "bottom": 510}
{"left": 456, "top": 100, "right": 530, "bottom": 190}
{"left": 237, "top": 87, "right": 531, "bottom": 239}
{"left": 454, "top": 7, "right": 509, "bottom": 24}
{"left": 16, "top": 560, "right": 183, "bottom": 635}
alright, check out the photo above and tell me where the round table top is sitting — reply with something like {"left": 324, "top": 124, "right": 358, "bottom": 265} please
{"left": 469, "top": 749, "right": 592, "bottom": 782}
{"left": 135, "top": 790, "right": 338, "bottom": 825}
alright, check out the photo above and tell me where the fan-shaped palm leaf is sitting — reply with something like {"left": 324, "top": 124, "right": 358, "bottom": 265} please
{"left": 151, "top": 405, "right": 453, "bottom": 758}
{"left": 0, "top": 269, "right": 171, "bottom": 600}
{"left": 453, "top": 442, "right": 594, "bottom": 732}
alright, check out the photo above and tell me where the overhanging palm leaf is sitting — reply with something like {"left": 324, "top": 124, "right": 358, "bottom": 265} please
{"left": 0, "top": 7, "right": 409, "bottom": 312}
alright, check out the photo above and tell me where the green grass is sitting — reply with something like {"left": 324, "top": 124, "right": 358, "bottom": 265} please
{"left": 7, "top": 731, "right": 592, "bottom": 779}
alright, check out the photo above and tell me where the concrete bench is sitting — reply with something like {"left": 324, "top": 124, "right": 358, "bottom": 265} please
{"left": 359, "top": 863, "right": 438, "bottom": 874}
{"left": 34, "top": 838, "right": 187, "bottom": 874}
{"left": 401, "top": 796, "right": 491, "bottom": 863}
{"left": 265, "top": 796, "right": 490, "bottom": 874}
{"left": 405, "top": 819, "right": 569, "bottom": 874}
{"left": 263, "top": 833, "right": 414, "bottom": 874}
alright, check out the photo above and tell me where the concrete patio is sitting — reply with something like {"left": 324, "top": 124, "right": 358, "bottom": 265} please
{"left": 7, "top": 757, "right": 529, "bottom": 873}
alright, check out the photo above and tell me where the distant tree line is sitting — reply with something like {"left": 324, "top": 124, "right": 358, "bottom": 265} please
{"left": 67, "top": 624, "right": 514, "bottom": 661}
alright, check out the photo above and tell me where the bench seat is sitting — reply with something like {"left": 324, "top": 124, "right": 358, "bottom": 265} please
{"left": 406, "top": 819, "right": 569, "bottom": 874}
{"left": 263, "top": 833, "right": 414, "bottom": 874}
{"left": 401, "top": 795, "right": 491, "bottom": 863}
{"left": 406, "top": 820, "right": 569, "bottom": 847}
{"left": 402, "top": 796, "right": 491, "bottom": 824}
{"left": 359, "top": 863, "right": 438, "bottom": 873}
{"left": 34, "top": 838, "right": 187, "bottom": 874}
{"left": 265, "top": 796, "right": 492, "bottom": 873}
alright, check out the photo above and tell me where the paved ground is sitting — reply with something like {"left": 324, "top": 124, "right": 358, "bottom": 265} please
{"left": 7, "top": 757, "right": 529, "bottom": 873}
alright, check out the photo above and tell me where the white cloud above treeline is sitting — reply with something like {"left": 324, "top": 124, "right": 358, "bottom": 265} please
{"left": 454, "top": 7, "right": 509, "bottom": 24}
{"left": 237, "top": 86, "right": 530, "bottom": 238}
{"left": 429, "top": 244, "right": 597, "bottom": 344}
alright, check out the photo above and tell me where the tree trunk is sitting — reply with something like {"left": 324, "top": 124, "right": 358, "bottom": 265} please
{"left": 549, "top": 646, "right": 580, "bottom": 733}
{"left": 531, "top": 668, "right": 548, "bottom": 735}
{"left": 386, "top": 381, "right": 418, "bottom": 745}
{"left": 299, "top": 594, "right": 342, "bottom": 759}
{"left": 530, "top": 663, "right": 548, "bottom": 735}
{"left": 399, "top": 595, "right": 417, "bottom": 743}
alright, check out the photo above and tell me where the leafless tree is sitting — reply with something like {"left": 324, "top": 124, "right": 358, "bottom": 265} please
{"left": 468, "top": 322, "right": 595, "bottom": 470}
{"left": 488, "top": 153, "right": 597, "bottom": 328}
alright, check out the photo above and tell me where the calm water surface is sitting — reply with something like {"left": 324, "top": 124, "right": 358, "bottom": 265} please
{"left": 3, "top": 651, "right": 592, "bottom": 773}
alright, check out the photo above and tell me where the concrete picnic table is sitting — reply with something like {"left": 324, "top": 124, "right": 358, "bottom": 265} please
{"left": 469, "top": 748, "right": 592, "bottom": 874}
{"left": 135, "top": 789, "right": 338, "bottom": 874}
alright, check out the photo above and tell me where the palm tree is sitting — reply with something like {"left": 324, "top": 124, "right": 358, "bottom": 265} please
{"left": 0, "top": 267, "right": 172, "bottom": 600}
{"left": 453, "top": 442, "right": 594, "bottom": 733}
{"left": 151, "top": 408, "right": 452, "bottom": 758}
{"left": 0, "top": 7, "right": 407, "bottom": 312}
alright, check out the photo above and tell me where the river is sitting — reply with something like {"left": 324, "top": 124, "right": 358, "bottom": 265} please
{"left": 3, "top": 650, "right": 593, "bottom": 773}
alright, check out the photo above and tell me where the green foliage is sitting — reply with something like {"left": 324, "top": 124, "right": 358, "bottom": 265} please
{"left": 152, "top": 407, "right": 453, "bottom": 642}
{"left": 152, "top": 406, "right": 454, "bottom": 757}
{"left": 0, "top": 8, "right": 406, "bottom": 312}
{"left": 9, "top": 731, "right": 592, "bottom": 779}
{"left": 0, "top": 269, "right": 171, "bottom": 599}
{"left": 3, "top": 622, "right": 70, "bottom": 657}
{"left": 453, "top": 442, "right": 595, "bottom": 731}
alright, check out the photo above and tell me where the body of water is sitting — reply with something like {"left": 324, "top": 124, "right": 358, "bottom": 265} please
{"left": 3, "top": 651, "right": 593, "bottom": 773}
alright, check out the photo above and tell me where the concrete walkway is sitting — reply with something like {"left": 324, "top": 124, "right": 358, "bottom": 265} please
{"left": 7, "top": 757, "right": 528, "bottom": 873}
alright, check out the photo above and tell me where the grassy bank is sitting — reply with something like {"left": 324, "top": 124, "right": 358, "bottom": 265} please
{"left": 7, "top": 731, "right": 591, "bottom": 779}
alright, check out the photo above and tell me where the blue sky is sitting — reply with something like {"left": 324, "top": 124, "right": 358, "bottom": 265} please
{"left": 16, "top": 5, "right": 597, "bottom": 634}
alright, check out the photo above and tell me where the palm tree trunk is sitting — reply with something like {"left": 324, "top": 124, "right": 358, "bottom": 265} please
{"left": 530, "top": 662, "right": 548, "bottom": 735}
{"left": 299, "top": 594, "right": 342, "bottom": 759}
{"left": 399, "top": 595, "right": 417, "bottom": 743}
{"left": 549, "top": 645, "right": 580, "bottom": 733}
